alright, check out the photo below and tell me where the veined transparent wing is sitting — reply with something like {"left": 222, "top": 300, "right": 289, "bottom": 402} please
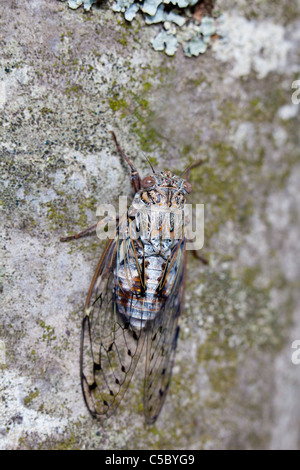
{"left": 143, "top": 238, "right": 187, "bottom": 425}
{"left": 80, "top": 231, "right": 146, "bottom": 420}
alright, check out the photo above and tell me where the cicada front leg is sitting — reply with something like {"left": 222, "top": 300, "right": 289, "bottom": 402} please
{"left": 60, "top": 223, "right": 98, "bottom": 242}
{"left": 111, "top": 130, "right": 141, "bottom": 194}
{"left": 61, "top": 131, "right": 139, "bottom": 244}
{"left": 60, "top": 215, "right": 118, "bottom": 243}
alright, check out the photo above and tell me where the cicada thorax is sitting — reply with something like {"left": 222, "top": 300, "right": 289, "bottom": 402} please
{"left": 129, "top": 185, "right": 187, "bottom": 247}
{"left": 114, "top": 183, "right": 187, "bottom": 332}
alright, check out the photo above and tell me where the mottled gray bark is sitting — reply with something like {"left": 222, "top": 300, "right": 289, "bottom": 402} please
{"left": 0, "top": 0, "right": 300, "bottom": 450}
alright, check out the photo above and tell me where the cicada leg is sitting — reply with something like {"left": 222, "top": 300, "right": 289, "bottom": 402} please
{"left": 60, "top": 215, "right": 119, "bottom": 242}
{"left": 191, "top": 250, "right": 209, "bottom": 265}
{"left": 111, "top": 130, "right": 141, "bottom": 193}
{"left": 60, "top": 223, "right": 98, "bottom": 242}
{"left": 185, "top": 159, "right": 208, "bottom": 264}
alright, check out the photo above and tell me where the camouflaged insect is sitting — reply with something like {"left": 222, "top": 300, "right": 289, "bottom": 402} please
{"left": 62, "top": 132, "right": 202, "bottom": 424}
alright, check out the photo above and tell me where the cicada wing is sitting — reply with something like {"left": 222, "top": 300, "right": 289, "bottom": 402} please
{"left": 143, "top": 238, "right": 187, "bottom": 425}
{"left": 80, "top": 231, "right": 146, "bottom": 420}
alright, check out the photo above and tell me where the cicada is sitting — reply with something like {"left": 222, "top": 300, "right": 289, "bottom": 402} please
{"left": 61, "top": 132, "right": 205, "bottom": 424}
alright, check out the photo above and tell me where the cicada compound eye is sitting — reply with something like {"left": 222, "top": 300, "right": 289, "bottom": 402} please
{"left": 183, "top": 181, "right": 192, "bottom": 194}
{"left": 141, "top": 176, "right": 155, "bottom": 189}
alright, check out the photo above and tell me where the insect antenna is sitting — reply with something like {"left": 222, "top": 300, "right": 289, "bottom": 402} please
{"left": 179, "top": 159, "right": 203, "bottom": 179}
{"left": 142, "top": 153, "right": 156, "bottom": 174}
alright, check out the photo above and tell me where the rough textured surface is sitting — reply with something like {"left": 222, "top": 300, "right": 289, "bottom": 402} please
{"left": 0, "top": 0, "right": 300, "bottom": 450}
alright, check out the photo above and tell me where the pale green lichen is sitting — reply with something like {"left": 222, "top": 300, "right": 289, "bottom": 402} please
{"left": 151, "top": 30, "right": 178, "bottom": 56}
{"left": 60, "top": 0, "right": 218, "bottom": 57}
{"left": 62, "top": 0, "right": 97, "bottom": 10}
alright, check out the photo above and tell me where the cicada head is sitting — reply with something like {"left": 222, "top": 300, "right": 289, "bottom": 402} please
{"left": 139, "top": 170, "right": 192, "bottom": 209}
